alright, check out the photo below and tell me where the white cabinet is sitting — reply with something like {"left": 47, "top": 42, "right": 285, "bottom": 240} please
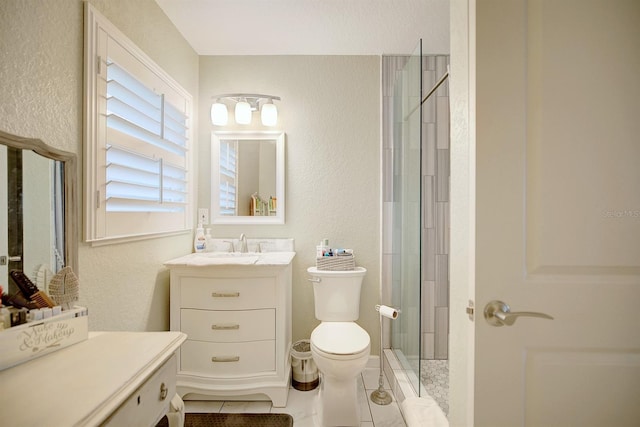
{"left": 166, "top": 252, "right": 294, "bottom": 407}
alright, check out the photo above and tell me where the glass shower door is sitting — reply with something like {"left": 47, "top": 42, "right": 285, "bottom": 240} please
{"left": 391, "top": 40, "right": 422, "bottom": 394}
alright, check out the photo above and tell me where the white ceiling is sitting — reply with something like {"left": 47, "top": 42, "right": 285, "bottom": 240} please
{"left": 154, "top": 0, "right": 450, "bottom": 56}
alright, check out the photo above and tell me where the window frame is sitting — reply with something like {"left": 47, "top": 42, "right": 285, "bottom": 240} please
{"left": 83, "top": 4, "right": 194, "bottom": 245}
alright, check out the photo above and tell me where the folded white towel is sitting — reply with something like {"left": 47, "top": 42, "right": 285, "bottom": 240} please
{"left": 401, "top": 396, "right": 449, "bottom": 427}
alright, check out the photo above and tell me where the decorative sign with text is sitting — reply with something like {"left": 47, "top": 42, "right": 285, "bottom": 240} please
{"left": 0, "top": 307, "right": 88, "bottom": 371}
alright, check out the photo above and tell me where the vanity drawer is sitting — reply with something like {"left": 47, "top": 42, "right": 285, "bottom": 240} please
{"left": 103, "top": 354, "right": 177, "bottom": 427}
{"left": 181, "top": 340, "right": 275, "bottom": 375}
{"left": 180, "top": 277, "right": 276, "bottom": 310}
{"left": 181, "top": 308, "right": 275, "bottom": 342}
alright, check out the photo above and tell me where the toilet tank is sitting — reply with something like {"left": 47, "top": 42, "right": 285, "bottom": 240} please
{"left": 307, "top": 267, "right": 367, "bottom": 321}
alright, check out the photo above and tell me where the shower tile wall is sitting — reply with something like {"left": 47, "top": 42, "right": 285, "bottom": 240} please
{"left": 382, "top": 55, "right": 450, "bottom": 360}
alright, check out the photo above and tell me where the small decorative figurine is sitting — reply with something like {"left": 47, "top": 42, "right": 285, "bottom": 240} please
{"left": 48, "top": 266, "right": 79, "bottom": 310}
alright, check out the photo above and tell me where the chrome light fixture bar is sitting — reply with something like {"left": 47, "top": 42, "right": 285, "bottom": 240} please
{"left": 211, "top": 93, "right": 281, "bottom": 127}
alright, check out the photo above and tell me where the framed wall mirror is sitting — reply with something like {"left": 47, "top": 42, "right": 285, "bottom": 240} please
{"left": 0, "top": 130, "right": 77, "bottom": 294}
{"left": 211, "top": 131, "right": 285, "bottom": 225}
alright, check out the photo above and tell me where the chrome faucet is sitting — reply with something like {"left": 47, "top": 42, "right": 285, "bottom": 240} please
{"left": 239, "top": 233, "right": 248, "bottom": 253}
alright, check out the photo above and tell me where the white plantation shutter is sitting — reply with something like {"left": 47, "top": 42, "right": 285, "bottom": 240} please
{"left": 105, "top": 62, "right": 187, "bottom": 212}
{"left": 84, "top": 5, "right": 193, "bottom": 243}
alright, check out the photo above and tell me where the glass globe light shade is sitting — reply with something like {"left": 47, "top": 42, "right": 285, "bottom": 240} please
{"left": 261, "top": 102, "right": 278, "bottom": 126}
{"left": 210, "top": 102, "right": 228, "bottom": 126}
{"left": 235, "top": 100, "right": 252, "bottom": 125}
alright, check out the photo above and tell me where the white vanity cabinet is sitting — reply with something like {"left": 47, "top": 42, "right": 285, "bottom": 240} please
{"left": 165, "top": 251, "right": 294, "bottom": 407}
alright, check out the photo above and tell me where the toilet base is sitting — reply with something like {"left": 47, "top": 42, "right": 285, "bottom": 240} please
{"left": 315, "top": 374, "right": 360, "bottom": 427}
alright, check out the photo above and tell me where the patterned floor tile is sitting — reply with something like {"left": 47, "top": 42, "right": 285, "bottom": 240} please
{"left": 420, "top": 359, "right": 449, "bottom": 416}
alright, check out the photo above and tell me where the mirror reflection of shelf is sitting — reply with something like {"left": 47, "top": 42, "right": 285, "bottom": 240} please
{"left": 211, "top": 131, "right": 285, "bottom": 225}
{"left": 250, "top": 193, "right": 277, "bottom": 216}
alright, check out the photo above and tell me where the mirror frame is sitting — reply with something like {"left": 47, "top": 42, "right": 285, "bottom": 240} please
{"left": 0, "top": 130, "right": 78, "bottom": 272}
{"left": 211, "top": 130, "right": 285, "bottom": 225}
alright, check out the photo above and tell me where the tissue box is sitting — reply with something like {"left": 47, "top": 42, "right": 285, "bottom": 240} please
{"left": 0, "top": 306, "right": 88, "bottom": 371}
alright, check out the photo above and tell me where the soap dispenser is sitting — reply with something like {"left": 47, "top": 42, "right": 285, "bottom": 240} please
{"left": 194, "top": 223, "right": 206, "bottom": 253}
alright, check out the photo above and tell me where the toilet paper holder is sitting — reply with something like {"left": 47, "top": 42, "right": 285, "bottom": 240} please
{"left": 371, "top": 304, "right": 399, "bottom": 406}
{"left": 376, "top": 304, "right": 398, "bottom": 319}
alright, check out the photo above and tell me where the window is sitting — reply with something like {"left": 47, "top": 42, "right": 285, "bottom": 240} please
{"left": 84, "top": 5, "right": 193, "bottom": 243}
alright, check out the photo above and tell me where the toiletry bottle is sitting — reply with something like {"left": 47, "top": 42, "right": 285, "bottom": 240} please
{"left": 322, "top": 238, "right": 330, "bottom": 256}
{"left": 205, "top": 228, "right": 213, "bottom": 250}
{"left": 317, "top": 238, "right": 330, "bottom": 257}
{"left": 194, "top": 223, "right": 206, "bottom": 253}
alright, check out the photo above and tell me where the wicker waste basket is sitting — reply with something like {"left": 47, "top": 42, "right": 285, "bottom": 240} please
{"left": 291, "top": 340, "right": 319, "bottom": 391}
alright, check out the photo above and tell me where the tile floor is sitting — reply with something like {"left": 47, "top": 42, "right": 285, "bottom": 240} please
{"left": 184, "top": 367, "right": 407, "bottom": 426}
{"left": 420, "top": 359, "right": 449, "bottom": 416}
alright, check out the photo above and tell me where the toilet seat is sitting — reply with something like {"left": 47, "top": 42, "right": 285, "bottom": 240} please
{"left": 311, "top": 322, "right": 370, "bottom": 358}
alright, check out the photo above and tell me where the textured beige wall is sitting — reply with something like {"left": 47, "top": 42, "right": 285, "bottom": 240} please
{"left": 0, "top": 0, "right": 82, "bottom": 152}
{"left": 0, "top": 1, "right": 382, "bottom": 352}
{"left": 199, "top": 56, "right": 381, "bottom": 351}
{"left": 0, "top": 0, "right": 199, "bottom": 331}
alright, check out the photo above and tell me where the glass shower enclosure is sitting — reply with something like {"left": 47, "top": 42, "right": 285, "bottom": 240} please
{"left": 390, "top": 40, "right": 423, "bottom": 394}
{"left": 388, "top": 40, "right": 451, "bottom": 405}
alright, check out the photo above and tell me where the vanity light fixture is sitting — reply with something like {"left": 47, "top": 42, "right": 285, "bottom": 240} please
{"left": 210, "top": 94, "right": 281, "bottom": 127}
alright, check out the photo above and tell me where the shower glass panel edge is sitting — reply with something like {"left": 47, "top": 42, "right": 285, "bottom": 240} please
{"left": 391, "top": 39, "right": 422, "bottom": 396}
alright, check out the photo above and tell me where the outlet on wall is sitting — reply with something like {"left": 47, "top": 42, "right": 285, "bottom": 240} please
{"left": 198, "top": 208, "right": 209, "bottom": 225}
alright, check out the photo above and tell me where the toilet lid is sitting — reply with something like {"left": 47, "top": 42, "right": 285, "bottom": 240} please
{"left": 311, "top": 322, "right": 370, "bottom": 355}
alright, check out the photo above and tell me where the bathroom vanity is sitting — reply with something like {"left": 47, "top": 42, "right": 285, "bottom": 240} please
{"left": 0, "top": 331, "right": 186, "bottom": 426}
{"left": 165, "top": 240, "right": 294, "bottom": 407}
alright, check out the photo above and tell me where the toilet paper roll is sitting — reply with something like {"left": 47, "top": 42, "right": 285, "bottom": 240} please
{"left": 378, "top": 305, "right": 399, "bottom": 319}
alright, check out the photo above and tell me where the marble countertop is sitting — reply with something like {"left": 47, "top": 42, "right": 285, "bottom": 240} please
{"left": 164, "top": 251, "right": 296, "bottom": 267}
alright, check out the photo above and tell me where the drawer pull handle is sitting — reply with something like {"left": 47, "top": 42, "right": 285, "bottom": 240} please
{"left": 212, "top": 324, "right": 240, "bottom": 330}
{"left": 211, "top": 292, "right": 240, "bottom": 298}
{"left": 212, "top": 356, "right": 240, "bottom": 362}
{"left": 159, "top": 382, "right": 168, "bottom": 400}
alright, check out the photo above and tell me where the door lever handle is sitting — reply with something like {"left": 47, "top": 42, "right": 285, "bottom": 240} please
{"left": 484, "top": 300, "right": 553, "bottom": 327}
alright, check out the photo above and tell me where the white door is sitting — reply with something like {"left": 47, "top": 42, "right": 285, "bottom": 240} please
{"left": 472, "top": 0, "right": 640, "bottom": 425}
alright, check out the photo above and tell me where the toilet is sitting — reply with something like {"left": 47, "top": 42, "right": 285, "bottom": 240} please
{"left": 307, "top": 266, "right": 370, "bottom": 427}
